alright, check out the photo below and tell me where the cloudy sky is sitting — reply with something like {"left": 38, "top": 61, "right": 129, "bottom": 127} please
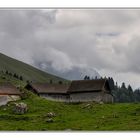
{"left": 0, "top": 9, "right": 140, "bottom": 88}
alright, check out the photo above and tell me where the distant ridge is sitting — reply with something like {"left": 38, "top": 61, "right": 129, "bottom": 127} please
{"left": 0, "top": 53, "right": 67, "bottom": 83}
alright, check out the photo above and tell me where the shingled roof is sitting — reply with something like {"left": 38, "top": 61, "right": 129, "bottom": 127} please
{"left": 26, "top": 83, "right": 69, "bottom": 94}
{"left": 0, "top": 83, "right": 21, "bottom": 95}
{"left": 67, "top": 79, "right": 110, "bottom": 93}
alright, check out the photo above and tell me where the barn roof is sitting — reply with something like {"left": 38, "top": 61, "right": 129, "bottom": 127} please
{"left": 0, "top": 83, "right": 21, "bottom": 95}
{"left": 67, "top": 79, "right": 110, "bottom": 93}
{"left": 27, "top": 83, "right": 69, "bottom": 94}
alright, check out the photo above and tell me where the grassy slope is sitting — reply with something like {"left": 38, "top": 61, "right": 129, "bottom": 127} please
{"left": 0, "top": 53, "right": 67, "bottom": 83}
{"left": 0, "top": 75, "right": 139, "bottom": 131}
{"left": 0, "top": 73, "right": 139, "bottom": 131}
{"left": 0, "top": 93, "right": 140, "bottom": 131}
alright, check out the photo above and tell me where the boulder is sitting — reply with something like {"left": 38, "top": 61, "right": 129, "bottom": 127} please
{"left": 99, "top": 101, "right": 104, "bottom": 105}
{"left": 13, "top": 102, "right": 28, "bottom": 114}
{"left": 46, "top": 118, "right": 54, "bottom": 123}
{"left": 82, "top": 104, "right": 91, "bottom": 109}
{"left": 47, "top": 112, "right": 56, "bottom": 117}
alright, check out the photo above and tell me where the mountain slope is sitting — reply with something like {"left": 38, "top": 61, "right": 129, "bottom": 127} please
{"left": 0, "top": 53, "right": 67, "bottom": 83}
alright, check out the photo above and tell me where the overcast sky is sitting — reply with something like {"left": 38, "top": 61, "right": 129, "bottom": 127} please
{"left": 0, "top": 9, "right": 140, "bottom": 88}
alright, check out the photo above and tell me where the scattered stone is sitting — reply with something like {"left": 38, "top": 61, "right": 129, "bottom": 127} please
{"left": 46, "top": 118, "right": 54, "bottom": 123}
{"left": 85, "top": 104, "right": 90, "bottom": 107}
{"left": 47, "top": 112, "right": 56, "bottom": 118}
{"left": 99, "top": 101, "right": 104, "bottom": 105}
{"left": 13, "top": 102, "right": 28, "bottom": 114}
{"left": 82, "top": 104, "right": 91, "bottom": 109}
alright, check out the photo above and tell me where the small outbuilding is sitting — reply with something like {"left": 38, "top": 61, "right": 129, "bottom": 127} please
{"left": 0, "top": 83, "right": 21, "bottom": 106}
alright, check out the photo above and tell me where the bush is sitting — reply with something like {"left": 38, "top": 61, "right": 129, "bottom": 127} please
{"left": 20, "top": 92, "right": 29, "bottom": 100}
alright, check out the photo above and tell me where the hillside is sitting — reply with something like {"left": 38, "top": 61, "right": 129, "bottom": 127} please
{"left": 0, "top": 75, "right": 139, "bottom": 130}
{"left": 0, "top": 55, "right": 139, "bottom": 131}
{"left": 0, "top": 91, "right": 140, "bottom": 130}
{"left": 0, "top": 53, "right": 67, "bottom": 83}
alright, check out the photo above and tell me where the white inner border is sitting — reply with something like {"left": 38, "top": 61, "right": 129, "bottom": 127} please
{"left": 0, "top": 132, "right": 140, "bottom": 140}
{"left": 0, "top": 0, "right": 140, "bottom": 7}
{"left": 0, "top": 0, "right": 140, "bottom": 139}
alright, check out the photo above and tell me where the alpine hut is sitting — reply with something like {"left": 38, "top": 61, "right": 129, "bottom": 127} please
{"left": 0, "top": 83, "right": 21, "bottom": 106}
{"left": 67, "top": 79, "right": 113, "bottom": 103}
{"left": 25, "top": 83, "right": 70, "bottom": 102}
{"left": 25, "top": 79, "right": 113, "bottom": 103}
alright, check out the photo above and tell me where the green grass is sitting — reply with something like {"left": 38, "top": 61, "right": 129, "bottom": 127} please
{"left": 0, "top": 61, "right": 139, "bottom": 131}
{"left": 0, "top": 53, "right": 68, "bottom": 83}
{"left": 0, "top": 90, "right": 140, "bottom": 131}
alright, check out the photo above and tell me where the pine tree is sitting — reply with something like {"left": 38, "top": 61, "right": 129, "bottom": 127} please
{"left": 108, "top": 77, "right": 115, "bottom": 90}
{"left": 128, "top": 85, "right": 133, "bottom": 92}
{"left": 121, "top": 82, "right": 126, "bottom": 89}
{"left": 87, "top": 76, "right": 90, "bottom": 80}
{"left": 84, "top": 75, "right": 88, "bottom": 80}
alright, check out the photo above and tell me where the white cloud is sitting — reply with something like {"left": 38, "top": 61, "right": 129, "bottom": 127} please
{"left": 0, "top": 9, "right": 140, "bottom": 88}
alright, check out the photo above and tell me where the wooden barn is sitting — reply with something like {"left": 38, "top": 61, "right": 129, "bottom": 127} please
{"left": 25, "top": 83, "right": 70, "bottom": 102}
{"left": 0, "top": 83, "right": 21, "bottom": 106}
{"left": 67, "top": 79, "right": 113, "bottom": 103}
{"left": 25, "top": 79, "right": 113, "bottom": 103}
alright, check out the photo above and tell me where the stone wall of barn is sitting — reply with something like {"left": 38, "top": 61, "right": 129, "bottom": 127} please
{"left": 69, "top": 92, "right": 102, "bottom": 102}
{"left": 38, "top": 92, "right": 113, "bottom": 103}
{"left": 69, "top": 92, "right": 113, "bottom": 103}
{"left": 101, "top": 93, "right": 113, "bottom": 103}
{"left": 39, "top": 93, "right": 70, "bottom": 102}
{"left": 0, "top": 96, "right": 8, "bottom": 106}
{"left": 0, "top": 95, "right": 21, "bottom": 106}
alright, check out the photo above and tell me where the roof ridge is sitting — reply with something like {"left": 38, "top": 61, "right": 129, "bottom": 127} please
{"left": 71, "top": 79, "right": 106, "bottom": 82}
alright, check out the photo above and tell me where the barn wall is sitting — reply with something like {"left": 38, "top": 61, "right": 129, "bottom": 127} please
{"left": 39, "top": 93, "right": 70, "bottom": 102}
{"left": 101, "top": 93, "right": 113, "bottom": 103}
{"left": 69, "top": 92, "right": 113, "bottom": 103}
{"left": 7, "top": 95, "right": 21, "bottom": 102}
{"left": 0, "top": 95, "right": 21, "bottom": 106}
{"left": 69, "top": 92, "right": 102, "bottom": 102}
{"left": 38, "top": 92, "right": 113, "bottom": 103}
{"left": 0, "top": 96, "right": 8, "bottom": 106}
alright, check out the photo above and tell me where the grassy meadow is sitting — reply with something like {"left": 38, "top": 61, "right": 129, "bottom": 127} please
{"left": 0, "top": 90, "right": 140, "bottom": 131}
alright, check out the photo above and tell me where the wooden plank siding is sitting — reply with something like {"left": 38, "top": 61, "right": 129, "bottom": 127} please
{"left": 0, "top": 83, "right": 21, "bottom": 106}
{"left": 25, "top": 79, "right": 113, "bottom": 103}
